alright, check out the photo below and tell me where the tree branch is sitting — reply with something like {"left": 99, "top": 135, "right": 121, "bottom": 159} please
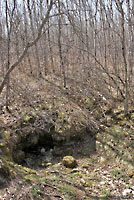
{"left": 0, "top": 0, "right": 54, "bottom": 95}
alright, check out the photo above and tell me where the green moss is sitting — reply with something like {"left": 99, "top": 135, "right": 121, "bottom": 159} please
{"left": 31, "top": 185, "right": 41, "bottom": 196}
{"left": 55, "top": 126, "right": 63, "bottom": 133}
{"left": 108, "top": 125, "right": 125, "bottom": 141}
{"left": 64, "top": 124, "right": 71, "bottom": 130}
{"left": 9, "top": 163, "right": 37, "bottom": 178}
{"left": 57, "top": 111, "right": 65, "bottom": 121}
{"left": 24, "top": 174, "right": 38, "bottom": 183}
{"left": 103, "top": 190, "right": 111, "bottom": 199}
{"left": 4, "top": 130, "right": 10, "bottom": 142}
{"left": 82, "top": 164, "right": 89, "bottom": 169}
{"left": 66, "top": 169, "right": 73, "bottom": 174}
{"left": 110, "top": 168, "right": 126, "bottom": 180}
{"left": 40, "top": 179, "right": 47, "bottom": 184}
{"left": 128, "top": 171, "right": 134, "bottom": 178}
{"left": 0, "top": 158, "right": 11, "bottom": 179}
{"left": 85, "top": 179, "right": 92, "bottom": 187}
{"left": 62, "top": 156, "right": 77, "bottom": 168}
{"left": 23, "top": 115, "right": 33, "bottom": 123}
{"left": 5, "top": 147, "right": 13, "bottom": 161}
{"left": 23, "top": 167, "right": 37, "bottom": 174}
{"left": 61, "top": 184, "right": 79, "bottom": 200}
{"left": 0, "top": 143, "right": 5, "bottom": 147}
{"left": 72, "top": 172, "right": 83, "bottom": 178}
{"left": 53, "top": 176, "right": 61, "bottom": 184}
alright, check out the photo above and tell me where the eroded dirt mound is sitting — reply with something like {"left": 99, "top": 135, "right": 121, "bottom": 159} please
{"left": 1, "top": 108, "right": 98, "bottom": 167}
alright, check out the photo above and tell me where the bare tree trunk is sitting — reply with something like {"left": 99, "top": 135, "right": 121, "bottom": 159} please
{"left": 0, "top": 25, "right": 4, "bottom": 77}
{"left": 27, "top": 0, "right": 41, "bottom": 78}
{"left": 0, "top": 4, "right": 4, "bottom": 77}
{"left": 116, "top": 0, "right": 128, "bottom": 115}
{"left": 5, "top": 0, "right": 16, "bottom": 109}
{"left": 127, "top": 0, "right": 134, "bottom": 86}
{"left": 58, "top": 0, "right": 66, "bottom": 88}
{"left": 23, "top": 0, "right": 33, "bottom": 75}
{"left": 47, "top": 19, "right": 55, "bottom": 74}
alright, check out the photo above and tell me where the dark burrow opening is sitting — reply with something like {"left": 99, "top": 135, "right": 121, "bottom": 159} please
{"left": 13, "top": 132, "right": 56, "bottom": 169}
{"left": 13, "top": 131, "right": 96, "bottom": 169}
{"left": 22, "top": 144, "right": 55, "bottom": 169}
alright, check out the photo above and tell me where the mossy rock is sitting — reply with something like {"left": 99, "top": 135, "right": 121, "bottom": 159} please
{"left": 82, "top": 164, "right": 89, "bottom": 169}
{"left": 62, "top": 156, "right": 77, "bottom": 168}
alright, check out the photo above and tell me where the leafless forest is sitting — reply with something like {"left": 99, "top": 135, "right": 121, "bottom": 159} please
{"left": 0, "top": 0, "right": 134, "bottom": 115}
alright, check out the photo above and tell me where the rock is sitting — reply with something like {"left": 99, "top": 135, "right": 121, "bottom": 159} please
{"left": 62, "top": 156, "right": 77, "bottom": 168}
{"left": 40, "top": 147, "right": 46, "bottom": 155}
{"left": 41, "top": 162, "right": 52, "bottom": 167}
{"left": 45, "top": 149, "right": 53, "bottom": 162}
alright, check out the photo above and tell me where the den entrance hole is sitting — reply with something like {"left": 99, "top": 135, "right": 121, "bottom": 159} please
{"left": 13, "top": 132, "right": 56, "bottom": 169}
{"left": 12, "top": 128, "right": 96, "bottom": 169}
{"left": 23, "top": 143, "right": 55, "bottom": 169}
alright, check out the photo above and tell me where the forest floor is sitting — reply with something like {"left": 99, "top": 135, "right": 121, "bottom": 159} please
{"left": 0, "top": 73, "right": 134, "bottom": 199}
